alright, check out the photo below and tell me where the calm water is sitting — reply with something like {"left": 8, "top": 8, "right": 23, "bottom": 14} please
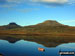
{"left": 0, "top": 39, "right": 75, "bottom": 56}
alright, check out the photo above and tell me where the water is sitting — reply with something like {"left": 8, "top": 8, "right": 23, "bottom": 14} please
{"left": 0, "top": 39, "right": 75, "bottom": 56}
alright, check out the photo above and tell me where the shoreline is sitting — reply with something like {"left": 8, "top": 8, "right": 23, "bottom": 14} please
{"left": 0, "top": 33, "right": 75, "bottom": 36}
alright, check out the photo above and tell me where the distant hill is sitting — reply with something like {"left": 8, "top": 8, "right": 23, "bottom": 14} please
{"left": 0, "top": 22, "right": 21, "bottom": 30}
{"left": 0, "top": 20, "right": 75, "bottom": 35}
{"left": 22, "top": 20, "right": 75, "bottom": 34}
{"left": 36, "top": 20, "right": 64, "bottom": 26}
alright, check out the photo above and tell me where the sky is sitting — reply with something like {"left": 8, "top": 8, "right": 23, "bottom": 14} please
{"left": 0, "top": 0, "right": 75, "bottom": 26}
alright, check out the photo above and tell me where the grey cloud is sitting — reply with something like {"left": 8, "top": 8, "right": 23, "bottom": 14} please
{"left": 0, "top": 0, "right": 75, "bottom": 8}
{"left": 39, "top": 2, "right": 67, "bottom": 6}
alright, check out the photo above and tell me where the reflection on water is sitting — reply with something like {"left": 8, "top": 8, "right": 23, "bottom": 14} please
{"left": 0, "top": 35, "right": 66, "bottom": 47}
{"left": 0, "top": 40, "right": 58, "bottom": 56}
{"left": 61, "top": 55, "right": 74, "bottom": 56}
{"left": 0, "top": 39, "right": 75, "bottom": 56}
{"left": 0, "top": 35, "right": 75, "bottom": 56}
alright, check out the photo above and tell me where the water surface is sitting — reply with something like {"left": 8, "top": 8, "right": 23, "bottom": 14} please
{"left": 0, "top": 39, "right": 75, "bottom": 56}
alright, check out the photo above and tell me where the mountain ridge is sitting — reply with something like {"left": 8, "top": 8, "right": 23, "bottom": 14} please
{"left": 0, "top": 20, "right": 75, "bottom": 35}
{"left": 0, "top": 20, "right": 74, "bottom": 27}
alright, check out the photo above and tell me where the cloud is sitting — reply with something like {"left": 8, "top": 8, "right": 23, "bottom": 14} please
{"left": 3, "top": 7, "right": 39, "bottom": 13}
{"left": 15, "top": 8, "right": 39, "bottom": 13}
{"left": 32, "top": 0, "right": 68, "bottom": 3}
{"left": 30, "top": 0, "right": 75, "bottom": 6}
{"left": 0, "top": 4, "right": 17, "bottom": 8}
{"left": 7, "top": 0, "right": 27, "bottom": 4}
{"left": 60, "top": 20, "right": 75, "bottom": 23}
{"left": 0, "top": 0, "right": 75, "bottom": 8}
{"left": 0, "top": 0, "right": 7, "bottom": 4}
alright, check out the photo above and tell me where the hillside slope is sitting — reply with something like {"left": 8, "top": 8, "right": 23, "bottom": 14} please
{"left": 0, "top": 22, "right": 21, "bottom": 30}
{"left": 0, "top": 20, "right": 75, "bottom": 35}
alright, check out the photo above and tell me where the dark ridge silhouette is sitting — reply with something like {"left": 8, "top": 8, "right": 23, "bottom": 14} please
{"left": 7, "top": 22, "right": 22, "bottom": 29}
{"left": 8, "top": 22, "right": 18, "bottom": 25}
{"left": 0, "top": 35, "right": 21, "bottom": 43}
{"left": 0, "top": 22, "right": 21, "bottom": 30}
